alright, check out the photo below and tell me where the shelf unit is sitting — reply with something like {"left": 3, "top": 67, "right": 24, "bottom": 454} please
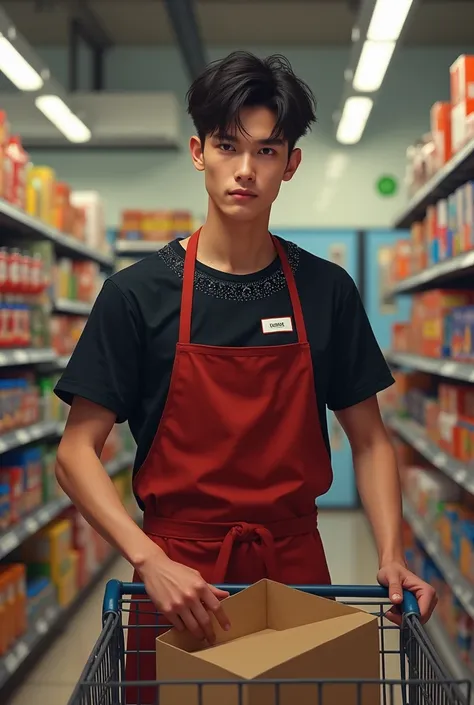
{"left": 393, "top": 136, "right": 474, "bottom": 229}
{"left": 388, "top": 133, "right": 474, "bottom": 682}
{"left": 0, "top": 349, "right": 57, "bottom": 368}
{"left": 0, "top": 420, "right": 62, "bottom": 455}
{"left": 0, "top": 550, "right": 118, "bottom": 691}
{"left": 385, "top": 351, "right": 474, "bottom": 384}
{"left": 403, "top": 500, "right": 474, "bottom": 618}
{"left": 115, "top": 240, "right": 168, "bottom": 255}
{"left": 0, "top": 185, "right": 122, "bottom": 693}
{"left": 0, "top": 198, "right": 113, "bottom": 269}
{"left": 385, "top": 413, "right": 474, "bottom": 495}
{"left": 53, "top": 298, "right": 93, "bottom": 316}
{"left": 0, "top": 451, "right": 134, "bottom": 559}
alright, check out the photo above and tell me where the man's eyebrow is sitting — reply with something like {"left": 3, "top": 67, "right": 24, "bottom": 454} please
{"left": 213, "top": 133, "right": 285, "bottom": 146}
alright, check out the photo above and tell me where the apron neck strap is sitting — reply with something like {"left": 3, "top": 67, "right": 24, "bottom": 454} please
{"left": 179, "top": 229, "right": 308, "bottom": 344}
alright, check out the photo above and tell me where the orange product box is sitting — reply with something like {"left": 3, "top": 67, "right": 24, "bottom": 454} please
{"left": 421, "top": 290, "right": 474, "bottom": 358}
{"left": 8, "top": 564, "right": 26, "bottom": 639}
{"left": 450, "top": 55, "right": 474, "bottom": 106}
{"left": 391, "top": 322, "right": 410, "bottom": 353}
{"left": 0, "top": 566, "right": 16, "bottom": 651}
{"left": 393, "top": 239, "right": 411, "bottom": 281}
{"left": 52, "top": 182, "right": 72, "bottom": 233}
{"left": 431, "top": 102, "right": 452, "bottom": 168}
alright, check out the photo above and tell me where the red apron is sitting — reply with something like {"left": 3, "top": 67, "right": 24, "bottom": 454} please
{"left": 125, "top": 230, "right": 333, "bottom": 702}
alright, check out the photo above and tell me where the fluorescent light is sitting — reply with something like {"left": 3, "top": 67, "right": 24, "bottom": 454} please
{"left": 353, "top": 40, "right": 396, "bottom": 92}
{"left": 336, "top": 96, "right": 373, "bottom": 145}
{"left": 0, "top": 34, "right": 43, "bottom": 91}
{"left": 367, "top": 0, "right": 415, "bottom": 42}
{"left": 35, "top": 95, "right": 91, "bottom": 143}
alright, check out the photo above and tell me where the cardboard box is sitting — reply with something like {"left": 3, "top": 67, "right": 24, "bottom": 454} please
{"left": 156, "top": 580, "right": 380, "bottom": 705}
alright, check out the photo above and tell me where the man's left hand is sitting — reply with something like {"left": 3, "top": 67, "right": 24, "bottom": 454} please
{"left": 377, "top": 562, "right": 438, "bottom": 625}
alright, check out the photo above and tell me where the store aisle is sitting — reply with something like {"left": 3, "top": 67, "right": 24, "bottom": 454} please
{"left": 5, "top": 510, "right": 383, "bottom": 705}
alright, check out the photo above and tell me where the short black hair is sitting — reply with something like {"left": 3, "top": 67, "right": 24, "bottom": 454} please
{"left": 186, "top": 51, "right": 317, "bottom": 153}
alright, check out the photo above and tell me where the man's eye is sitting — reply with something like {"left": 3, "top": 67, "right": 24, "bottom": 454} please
{"left": 218, "top": 143, "right": 235, "bottom": 152}
{"left": 260, "top": 147, "right": 276, "bottom": 156}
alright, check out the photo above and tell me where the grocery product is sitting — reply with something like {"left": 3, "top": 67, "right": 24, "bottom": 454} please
{"left": 0, "top": 110, "right": 10, "bottom": 200}
{"left": 118, "top": 209, "right": 193, "bottom": 242}
{"left": 391, "top": 290, "right": 474, "bottom": 359}
{"left": 450, "top": 55, "right": 474, "bottom": 153}
{"left": 50, "top": 315, "right": 87, "bottom": 357}
{"left": 431, "top": 102, "right": 452, "bottom": 169}
{"left": 26, "top": 166, "right": 55, "bottom": 224}
{"left": 0, "top": 375, "right": 41, "bottom": 434}
{"left": 4, "top": 135, "right": 29, "bottom": 210}
{"left": 69, "top": 191, "right": 106, "bottom": 252}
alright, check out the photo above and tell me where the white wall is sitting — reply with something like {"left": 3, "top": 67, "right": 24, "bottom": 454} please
{"left": 20, "top": 44, "right": 473, "bottom": 229}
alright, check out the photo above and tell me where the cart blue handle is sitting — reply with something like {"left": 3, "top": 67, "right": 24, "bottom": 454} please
{"left": 103, "top": 580, "right": 420, "bottom": 618}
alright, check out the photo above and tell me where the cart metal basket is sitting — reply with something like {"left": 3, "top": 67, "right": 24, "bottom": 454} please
{"left": 68, "top": 581, "right": 471, "bottom": 705}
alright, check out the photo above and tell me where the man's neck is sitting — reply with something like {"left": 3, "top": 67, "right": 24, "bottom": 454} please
{"left": 183, "top": 201, "right": 276, "bottom": 275}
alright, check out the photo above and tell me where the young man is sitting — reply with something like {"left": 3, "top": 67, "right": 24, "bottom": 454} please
{"left": 55, "top": 51, "right": 436, "bottom": 685}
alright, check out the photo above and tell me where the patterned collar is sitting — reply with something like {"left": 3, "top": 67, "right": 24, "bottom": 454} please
{"left": 157, "top": 239, "right": 300, "bottom": 302}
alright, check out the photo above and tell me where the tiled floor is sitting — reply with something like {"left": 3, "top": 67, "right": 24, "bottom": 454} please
{"left": 5, "top": 510, "right": 397, "bottom": 705}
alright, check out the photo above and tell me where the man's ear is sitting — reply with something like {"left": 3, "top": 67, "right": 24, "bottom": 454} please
{"left": 282, "top": 147, "right": 302, "bottom": 182}
{"left": 190, "top": 135, "right": 205, "bottom": 172}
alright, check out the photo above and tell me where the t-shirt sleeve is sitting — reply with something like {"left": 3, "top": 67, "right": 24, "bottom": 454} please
{"left": 54, "top": 279, "right": 142, "bottom": 423}
{"left": 326, "top": 272, "right": 395, "bottom": 411}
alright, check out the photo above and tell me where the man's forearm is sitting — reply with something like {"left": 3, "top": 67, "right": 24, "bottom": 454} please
{"left": 56, "top": 444, "right": 164, "bottom": 571}
{"left": 353, "top": 438, "right": 406, "bottom": 567}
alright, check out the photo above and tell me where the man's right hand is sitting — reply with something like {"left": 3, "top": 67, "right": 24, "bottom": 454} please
{"left": 138, "top": 551, "right": 231, "bottom": 644}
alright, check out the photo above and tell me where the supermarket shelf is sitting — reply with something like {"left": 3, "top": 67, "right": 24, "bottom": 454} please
{"left": 56, "top": 355, "right": 71, "bottom": 369}
{"left": 393, "top": 136, "right": 474, "bottom": 229}
{"left": 53, "top": 298, "right": 93, "bottom": 316}
{"left": 425, "top": 614, "right": 474, "bottom": 688}
{"left": 0, "top": 348, "right": 57, "bottom": 368}
{"left": 115, "top": 240, "right": 168, "bottom": 255}
{"left": 0, "top": 550, "right": 118, "bottom": 692}
{"left": 388, "top": 249, "right": 474, "bottom": 296}
{"left": 0, "top": 420, "right": 60, "bottom": 455}
{"left": 0, "top": 198, "right": 114, "bottom": 268}
{"left": 386, "top": 351, "right": 474, "bottom": 383}
{"left": 0, "top": 451, "right": 134, "bottom": 559}
{"left": 403, "top": 499, "right": 474, "bottom": 619}
{"left": 385, "top": 414, "right": 474, "bottom": 495}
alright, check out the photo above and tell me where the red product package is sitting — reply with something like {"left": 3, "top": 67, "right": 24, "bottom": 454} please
{"left": 4, "top": 136, "right": 29, "bottom": 210}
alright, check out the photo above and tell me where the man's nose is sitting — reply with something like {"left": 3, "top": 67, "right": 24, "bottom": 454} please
{"left": 235, "top": 154, "right": 256, "bottom": 182}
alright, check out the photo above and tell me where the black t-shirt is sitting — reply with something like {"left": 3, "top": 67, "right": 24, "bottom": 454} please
{"left": 55, "top": 237, "right": 394, "bottom": 481}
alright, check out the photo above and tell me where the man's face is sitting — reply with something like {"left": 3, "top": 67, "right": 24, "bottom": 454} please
{"left": 190, "top": 106, "right": 302, "bottom": 221}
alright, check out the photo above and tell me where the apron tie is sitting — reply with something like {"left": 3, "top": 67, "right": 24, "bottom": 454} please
{"left": 212, "top": 522, "right": 278, "bottom": 584}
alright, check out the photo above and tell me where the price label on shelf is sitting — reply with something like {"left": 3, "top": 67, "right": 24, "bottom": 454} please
{"left": 14, "top": 350, "right": 28, "bottom": 364}
{"left": 38, "top": 507, "right": 52, "bottom": 524}
{"left": 433, "top": 453, "right": 447, "bottom": 468}
{"left": 25, "top": 517, "right": 40, "bottom": 535}
{"left": 16, "top": 429, "right": 30, "bottom": 445}
{"left": 0, "top": 531, "right": 19, "bottom": 555}
{"left": 16, "top": 641, "right": 29, "bottom": 662}
{"left": 440, "top": 362, "right": 457, "bottom": 376}
{"left": 4, "top": 652, "right": 19, "bottom": 674}
{"left": 463, "top": 251, "right": 474, "bottom": 268}
{"left": 414, "top": 438, "right": 427, "bottom": 453}
{"left": 36, "top": 619, "right": 48, "bottom": 635}
{"left": 454, "top": 469, "right": 468, "bottom": 485}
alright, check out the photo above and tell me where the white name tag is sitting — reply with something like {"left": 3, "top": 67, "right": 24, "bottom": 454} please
{"left": 261, "top": 317, "right": 294, "bottom": 334}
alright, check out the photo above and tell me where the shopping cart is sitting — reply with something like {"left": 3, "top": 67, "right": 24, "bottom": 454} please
{"left": 68, "top": 581, "right": 471, "bottom": 705}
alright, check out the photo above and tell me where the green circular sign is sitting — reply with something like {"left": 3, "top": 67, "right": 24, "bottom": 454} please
{"left": 376, "top": 175, "right": 398, "bottom": 197}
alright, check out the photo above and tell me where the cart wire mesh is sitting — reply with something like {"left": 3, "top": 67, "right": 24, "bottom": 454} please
{"left": 68, "top": 584, "right": 472, "bottom": 705}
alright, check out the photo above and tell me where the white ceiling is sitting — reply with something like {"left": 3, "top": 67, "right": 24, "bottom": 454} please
{"left": 1, "top": 0, "right": 474, "bottom": 47}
